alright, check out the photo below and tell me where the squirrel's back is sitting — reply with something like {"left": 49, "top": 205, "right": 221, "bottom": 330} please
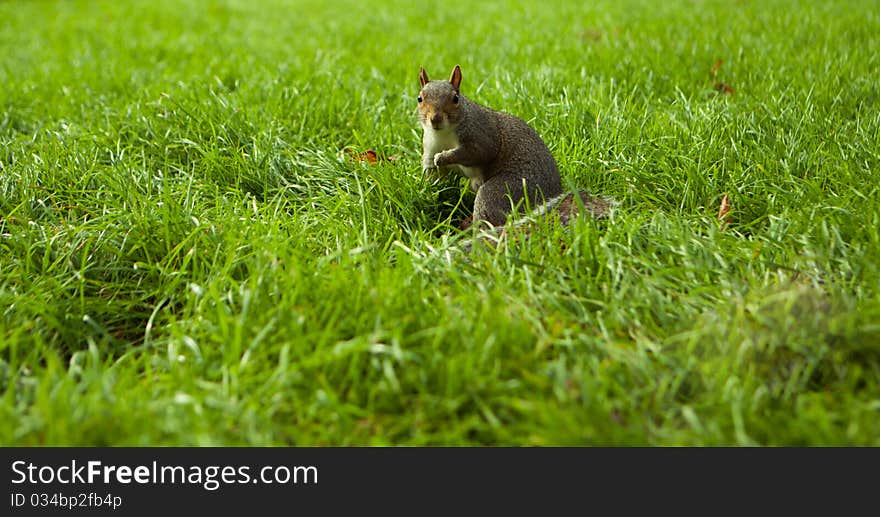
{"left": 484, "top": 107, "right": 562, "bottom": 197}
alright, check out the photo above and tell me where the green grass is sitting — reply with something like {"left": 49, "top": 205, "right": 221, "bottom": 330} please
{"left": 1, "top": 0, "right": 879, "bottom": 445}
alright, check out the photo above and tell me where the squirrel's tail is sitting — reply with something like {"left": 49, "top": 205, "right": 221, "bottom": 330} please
{"left": 459, "top": 190, "right": 616, "bottom": 252}
{"left": 534, "top": 191, "right": 616, "bottom": 225}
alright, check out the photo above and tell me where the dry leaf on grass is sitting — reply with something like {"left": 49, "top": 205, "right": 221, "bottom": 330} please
{"left": 714, "top": 82, "right": 735, "bottom": 95}
{"left": 346, "top": 148, "right": 379, "bottom": 164}
{"left": 342, "top": 148, "right": 401, "bottom": 165}
{"left": 718, "top": 193, "right": 732, "bottom": 228}
{"left": 710, "top": 59, "right": 724, "bottom": 78}
{"left": 579, "top": 28, "right": 603, "bottom": 41}
{"left": 710, "top": 59, "right": 734, "bottom": 95}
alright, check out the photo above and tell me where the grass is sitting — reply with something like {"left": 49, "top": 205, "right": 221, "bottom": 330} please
{"left": 1, "top": 0, "right": 878, "bottom": 445}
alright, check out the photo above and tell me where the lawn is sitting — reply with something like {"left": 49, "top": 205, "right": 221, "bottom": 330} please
{"left": 1, "top": 0, "right": 878, "bottom": 445}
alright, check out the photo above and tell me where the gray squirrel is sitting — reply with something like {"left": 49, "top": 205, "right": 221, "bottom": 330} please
{"left": 418, "top": 65, "right": 613, "bottom": 230}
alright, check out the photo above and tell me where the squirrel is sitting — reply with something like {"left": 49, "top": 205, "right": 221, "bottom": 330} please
{"left": 418, "top": 64, "right": 614, "bottom": 231}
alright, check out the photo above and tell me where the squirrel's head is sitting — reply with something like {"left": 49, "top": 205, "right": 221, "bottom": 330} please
{"left": 417, "top": 65, "right": 464, "bottom": 130}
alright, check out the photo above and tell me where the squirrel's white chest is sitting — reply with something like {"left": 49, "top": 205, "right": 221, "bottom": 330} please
{"left": 422, "top": 126, "right": 459, "bottom": 155}
{"left": 422, "top": 126, "right": 482, "bottom": 180}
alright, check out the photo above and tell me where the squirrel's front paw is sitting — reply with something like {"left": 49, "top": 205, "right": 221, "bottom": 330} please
{"left": 433, "top": 151, "right": 452, "bottom": 168}
{"left": 422, "top": 162, "right": 438, "bottom": 176}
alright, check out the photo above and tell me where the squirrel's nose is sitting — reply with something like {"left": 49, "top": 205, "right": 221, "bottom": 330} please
{"left": 430, "top": 114, "right": 443, "bottom": 127}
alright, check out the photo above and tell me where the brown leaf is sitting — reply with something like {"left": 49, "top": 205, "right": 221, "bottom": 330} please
{"left": 710, "top": 59, "right": 724, "bottom": 78}
{"left": 718, "top": 193, "right": 732, "bottom": 227}
{"left": 579, "top": 28, "right": 603, "bottom": 41}
{"left": 342, "top": 148, "right": 403, "bottom": 165}
{"left": 344, "top": 148, "right": 380, "bottom": 165}
{"left": 714, "top": 82, "right": 734, "bottom": 95}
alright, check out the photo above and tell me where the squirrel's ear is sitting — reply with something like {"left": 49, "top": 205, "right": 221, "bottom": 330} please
{"left": 449, "top": 65, "right": 462, "bottom": 90}
{"left": 419, "top": 67, "right": 430, "bottom": 87}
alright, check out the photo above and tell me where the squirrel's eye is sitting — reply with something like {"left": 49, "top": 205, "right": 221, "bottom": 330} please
{"left": 417, "top": 95, "right": 423, "bottom": 103}
{"left": 452, "top": 94, "right": 459, "bottom": 104}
